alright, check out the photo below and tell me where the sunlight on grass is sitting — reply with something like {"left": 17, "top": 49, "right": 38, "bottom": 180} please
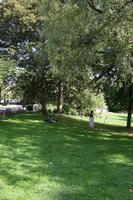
{"left": 106, "top": 154, "right": 132, "bottom": 164}
{"left": 71, "top": 112, "right": 133, "bottom": 127}
{"left": 0, "top": 113, "right": 132, "bottom": 199}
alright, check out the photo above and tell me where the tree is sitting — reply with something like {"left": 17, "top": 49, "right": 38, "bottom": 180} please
{"left": 0, "top": 58, "right": 15, "bottom": 102}
{"left": 86, "top": 0, "right": 133, "bottom": 128}
{"left": 0, "top": 0, "right": 42, "bottom": 50}
{"left": 0, "top": 0, "right": 47, "bottom": 108}
{"left": 41, "top": 0, "right": 99, "bottom": 113}
{"left": 42, "top": 0, "right": 133, "bottom": 127}
{"left": 15, "top": 45, "right": 58, "bottom": 113}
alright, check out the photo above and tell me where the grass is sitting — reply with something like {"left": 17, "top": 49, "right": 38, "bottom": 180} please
{"left": 0, "top": 113, "right": 133, "bottom": 199}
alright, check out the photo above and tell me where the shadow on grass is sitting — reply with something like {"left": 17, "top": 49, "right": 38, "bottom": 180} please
{"left": 0, "top": 114, "right": 133, "bottom": 199}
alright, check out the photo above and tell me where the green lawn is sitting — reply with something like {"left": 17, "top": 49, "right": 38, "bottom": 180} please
{"left": 0, "top": 113, "right": 133, "bottom": 200}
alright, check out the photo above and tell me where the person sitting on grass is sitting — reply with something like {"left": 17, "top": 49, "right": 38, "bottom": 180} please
{"left": 45, "top": 114, "right": 57, "bottom": 123}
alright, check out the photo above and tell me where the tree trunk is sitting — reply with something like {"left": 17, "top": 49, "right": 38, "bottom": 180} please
{"left": 127, "top": 84, "right": 133, "bottom": 129}
{"left": 57, "top": 81, "right": 64, "bottom": 113}
{"left": 41, "top": 94, "right": 47, "bottom": 114}
{"left": 41, "top": 101, "right": 47, "bottom": 114}
{"left": 40, "top": 89, "right": 47, "bottom": 115}
{"left": 40, "top": 78, "right": 48, "bottom": 115}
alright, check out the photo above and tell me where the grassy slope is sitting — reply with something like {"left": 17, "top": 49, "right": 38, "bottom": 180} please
{"left": 0, "top": 113, "right": 132, "bottom": 200}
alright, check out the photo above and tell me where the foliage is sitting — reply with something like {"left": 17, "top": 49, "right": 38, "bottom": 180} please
{"left": 0, "top": 58, "right": 15, "bottom": 85}
{"left": 104, "top": 84, "right": 129, "bottom": 112}
{"left": 0, "top": 0, "right": 46, "bottom": 105}
{"left": 0, "top": 0, "right": 42, "bottom": 52}
{"left": 42, "top": 0, "right": 97, "bottom": 80}
{"left": 63, "top": 84, "right": 105, "bottom": 115}
{"left": 41, "top": 0, "right": 106, "bottom": 113}
{"left": 15, "top": 46, "right": 57, "bottom": 109}
{"left": 41, "top": 0, "right": 133, "bottom": 126}
{"left": 0, "top": 58, "right": 16, "bottom": 100}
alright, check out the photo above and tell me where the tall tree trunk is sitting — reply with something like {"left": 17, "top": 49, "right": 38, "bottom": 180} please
{"left": 127, "top": 84, "right": 133, "bottom": 129}
{"left": 41, "top": 100, "right": 47, "bottom": 114}
{"left": 41, "top": 83, "right": 47, "bottom": 115}
{"left": 57, "top": 81, "right": 64, "bottom": 113}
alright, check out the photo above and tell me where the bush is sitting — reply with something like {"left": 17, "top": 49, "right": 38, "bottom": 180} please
{"left": 69, "top": 108, "right": 78, "bottom": 116}
{"left": 62, "top": 104, "right": 70, "bottom": 114}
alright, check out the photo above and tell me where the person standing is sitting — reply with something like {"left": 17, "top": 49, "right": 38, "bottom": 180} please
{"left": 89, "top": 110, "right": 94, "bottom": 128}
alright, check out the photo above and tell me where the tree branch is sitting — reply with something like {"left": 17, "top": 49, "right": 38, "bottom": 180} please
{"left": 88, "top": 0, "right": 133, "bottom": 15}
{"left": 117, "top": 0, "right": 133, "bottom": 13}
{"left": 88, "top": 0, "right": 103, "bottom": 14}
{"left": 125, "top": 0, "right": 133, "bottom": 6}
